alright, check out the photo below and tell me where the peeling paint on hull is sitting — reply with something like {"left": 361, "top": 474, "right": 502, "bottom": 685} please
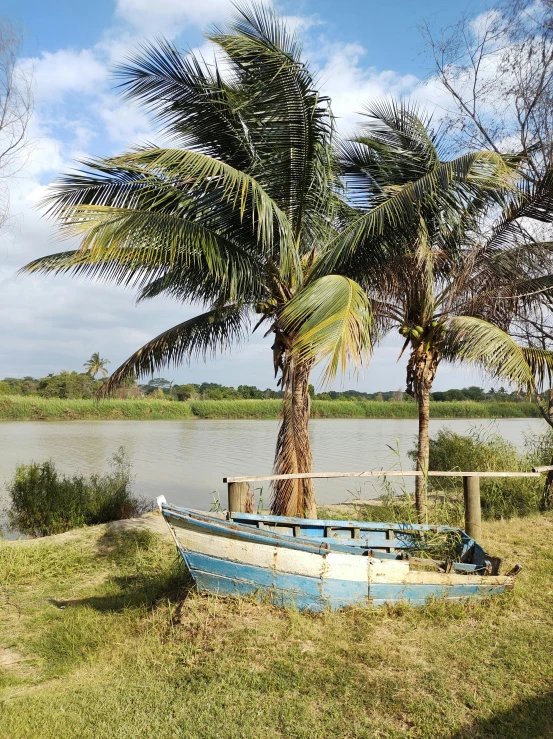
{"left": 160, "top": 503, "right": 517, "bottom": 612}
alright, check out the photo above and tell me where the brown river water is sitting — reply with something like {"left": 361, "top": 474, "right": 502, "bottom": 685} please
{"left": 0, "top": 418, "right": 545, "bottom": 515}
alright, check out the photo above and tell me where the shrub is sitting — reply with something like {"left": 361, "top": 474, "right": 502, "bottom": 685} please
{"left": 5, "top": 448, "right": 152, "bottom": 537}
{"left": 410, "top": 426, "right": 546, "bottom": 519}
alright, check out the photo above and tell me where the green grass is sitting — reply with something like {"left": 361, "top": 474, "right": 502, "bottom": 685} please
{"left": 1, "top": 513, "right": 552, "bottom": 738}
{"left": 0, "top": 395, "right": 541, "bottom": 421}
{"left": 0, "top": 395, "right": 195, "bottom": 420}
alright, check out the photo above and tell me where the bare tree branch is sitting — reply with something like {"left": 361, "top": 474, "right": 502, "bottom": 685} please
{"left": 0, "top": 18, "right": 33, "bottom": 230}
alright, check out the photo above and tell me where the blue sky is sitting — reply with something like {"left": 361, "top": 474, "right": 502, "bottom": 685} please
{"left": 0, "top": 0, "right": 498, "bottom": 391}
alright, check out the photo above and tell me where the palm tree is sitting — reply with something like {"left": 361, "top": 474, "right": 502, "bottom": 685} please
{"left": 22, "top": 6, "right": 372, "bottom": 517}
{"left": 313, "top": 102, "right": 553, "bottom": 519}
{"left": 84, "top": 352, "right": 110, "bottom": 379}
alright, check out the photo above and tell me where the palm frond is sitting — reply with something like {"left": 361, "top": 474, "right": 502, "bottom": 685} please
{"left": 115, "top": 38, "right": 253, "bottom": 165}
{"left": 280, "top": 275, "right": 374, "bottom": 383}
{"left": 101, "top": 304, "right": 250, "bottom": 395}
{"left": 443, "top": 316, "right": 553, "bottom": 390}
{"left": 107, "top": 148, "right": 294, "bottom": 259}
{"left": 326, "top": 150, "right": 515, "bottom": 274}
{"left": 21, "top": 209, "right": 263, "bottom": 303}
{"left": 210, "top": 3, "right": 336, "bottom": 243}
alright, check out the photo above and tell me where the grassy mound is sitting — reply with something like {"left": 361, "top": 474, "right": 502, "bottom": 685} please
{"left": 1, "top": 513, "right": 552, "bottom": 738}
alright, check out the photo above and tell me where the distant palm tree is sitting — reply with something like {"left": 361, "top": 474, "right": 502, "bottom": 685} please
{"left": 324, "top": 102, "right": 553, "bottom": 518}
{"left": 84, "top": 352, "right": 110, "bottom": 379}
{"left": 22, "top": 6, "right": 373, "bottom": 517}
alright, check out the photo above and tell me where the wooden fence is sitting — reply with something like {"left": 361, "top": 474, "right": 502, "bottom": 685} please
{"left": 224, "top": 468, "right": 548, "bottom": 540}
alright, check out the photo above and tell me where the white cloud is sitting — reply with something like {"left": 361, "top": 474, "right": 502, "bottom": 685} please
{"left": 96, "top": 92, "right": 155, "bottom": 147}
{"left": 115, "top": 0, "right": 234, "bottom": 36}
{"left": 22, "top": 49, "right": 108, "bottom": 103}
{"left": 314, "top": 41, "right": 419, "bottom": 132}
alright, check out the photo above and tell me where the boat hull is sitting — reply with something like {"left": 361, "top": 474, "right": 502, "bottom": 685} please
{"left": 160, "top": 503, "right": 516, "bottom": 612}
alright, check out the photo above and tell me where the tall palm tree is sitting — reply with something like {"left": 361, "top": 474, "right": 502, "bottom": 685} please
{"left": 22, "top": 6, "right": 373, "bottom": 517}
{"left": 83, "top": 352, "right": 110, "bottom": 379}
{"left": 295, "top": 101, "right": 553, "bottom": 520}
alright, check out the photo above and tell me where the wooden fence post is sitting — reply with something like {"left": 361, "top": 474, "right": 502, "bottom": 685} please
{"left": 228, "top": 481, "right": 251, "bottom": 513}
{"left": 463, "top": 476, "right": 482, "bottom": 541}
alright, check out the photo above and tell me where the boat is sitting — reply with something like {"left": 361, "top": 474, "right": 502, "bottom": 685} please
{"left": 157, "top": 497, "right": 521, "bottom": 612}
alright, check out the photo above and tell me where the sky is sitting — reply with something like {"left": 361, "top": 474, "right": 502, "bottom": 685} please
{"left": 0, "top": 0, "right": 499, "bottom": 392}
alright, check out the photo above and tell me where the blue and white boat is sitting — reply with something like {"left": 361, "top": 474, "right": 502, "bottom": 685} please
{"left": 158, "top": 498, "right": 521, "bottom": 612}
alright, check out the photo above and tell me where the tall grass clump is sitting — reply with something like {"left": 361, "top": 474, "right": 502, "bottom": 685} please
{"left": 415, "top": 426, "right": 549, "bottom": 519}
{"left": 0, "top": 395, "right": 194, "bottom": 420}
{"left": 5, "top": 448, "right": 152, "bottom": 537}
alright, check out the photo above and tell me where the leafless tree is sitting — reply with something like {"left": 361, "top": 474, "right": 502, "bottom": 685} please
{"left": 422, "top": 1, "right": 553, "bottom": 508}
{"left": 0, "top": 19, "right": 32, "bottom": 231}
{"left": 422, "top": 1, "right": 553, "bottom": 176}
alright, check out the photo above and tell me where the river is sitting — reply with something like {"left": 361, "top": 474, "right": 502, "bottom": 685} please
{"left": 0, "top": 417, "right": 546, "bottom": 514}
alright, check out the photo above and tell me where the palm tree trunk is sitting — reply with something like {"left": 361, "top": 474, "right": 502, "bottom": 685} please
{"left": 271, "top": 358, "right": 316, "bottom": 518}
{"left": 407, "top": 347, "right": 439, "bottom": 522}
{"left": 415, "top": 386, "right": 430, "bottom": 521}
{"left": 533, "top": 387, "right": 553, "bottom": 510}
{"left": 542, "top": 389, "right": 553, "bottom": 511}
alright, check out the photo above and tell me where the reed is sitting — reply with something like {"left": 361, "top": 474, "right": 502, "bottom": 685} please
{"left": 0, "top": 395, "right": 541, "bottom": 421}
{"left": 189, "top": 399, "right": 282, "bottom": 419}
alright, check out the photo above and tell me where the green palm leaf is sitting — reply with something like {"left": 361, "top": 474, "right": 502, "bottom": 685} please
{"left": 329, "top": 151, "right": 516, "bottom": 271}
{"left": 280, "top": 275, "right": 374, "bottom": 383}
{"left": 443, "top": 316, "right": 553, "bottom": 390}
{"left": 106, "top": 149, "right": 296, "bottom": 268}
{"left": 101, "top": 304, "right": 250, "bottom": 396}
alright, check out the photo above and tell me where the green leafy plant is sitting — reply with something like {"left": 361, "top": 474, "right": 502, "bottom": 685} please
{"left": 5, "top": 447, "right": 152, "bottom": 537}
{"left": 412, "top": 426, "right": 544, "bottom": 519}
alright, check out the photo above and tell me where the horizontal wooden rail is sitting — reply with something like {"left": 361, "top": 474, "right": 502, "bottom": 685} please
{"left": 226, "top": 468, "right": 545, "bottom": 540}
{"left": 224, "top": 470, "right": 540, "bottom": 484}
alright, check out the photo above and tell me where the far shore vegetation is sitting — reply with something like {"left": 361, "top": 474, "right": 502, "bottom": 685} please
{"left": 0, "top": 368, "right": 545, "bottom": 420}
{"left": 3, "top": 371, "right": 536, "bottom": 404}
{"left": 0, "top": 393, "right": 543, "bottom": 422}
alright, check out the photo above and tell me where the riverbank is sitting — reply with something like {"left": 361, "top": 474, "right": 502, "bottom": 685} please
{"left": 0, "top": 395, "right": 541, "bottom": 421}
{"left": 1, "top": 512, "right": 552, "bottom": 738}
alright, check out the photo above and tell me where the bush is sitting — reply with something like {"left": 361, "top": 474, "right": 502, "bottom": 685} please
{"left": 5, "top": 448, "right": 152, "bottom": 537}
{"left": 411, "top": 426, "right": 547, "bottom": 519}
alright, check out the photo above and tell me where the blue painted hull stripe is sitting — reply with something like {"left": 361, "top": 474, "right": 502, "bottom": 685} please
{"left": 178, "top": 549, "right": 509, "bottom": 611}
{"left": 192, "top": 571, "right": 333, "bottom": 612}
{"left": 183, "top": 550, "right": 368, "bottom": 606}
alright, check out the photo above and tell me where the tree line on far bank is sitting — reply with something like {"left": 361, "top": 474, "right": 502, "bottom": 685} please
{"left": 0, "top": 373, "right": 534, "bottom": 404}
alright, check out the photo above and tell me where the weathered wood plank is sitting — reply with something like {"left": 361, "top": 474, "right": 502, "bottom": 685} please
{"left": 224, "top": 470, "right": 540, "bottom": 483}
{"left": 228, "top": 481, "right": 251, "bottom": 513}
{"left": 463, "top": 476, "right": 482, "bottom": 541}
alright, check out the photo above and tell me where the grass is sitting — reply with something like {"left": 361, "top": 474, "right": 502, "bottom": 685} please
{"left": 1, "top": 513, "right": 552, "bottom": 738}
{"left": 0, "top": 395, "right": 541, "bottom": 421}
